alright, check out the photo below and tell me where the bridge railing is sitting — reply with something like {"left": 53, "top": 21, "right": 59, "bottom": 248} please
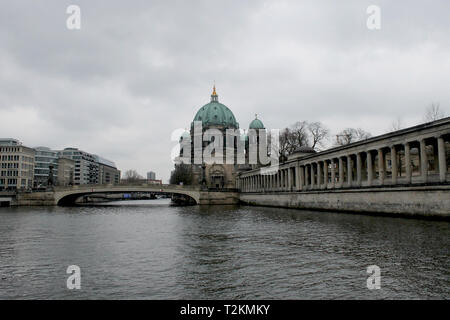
{"left": 52, "top": 183, "right": 202, "bottom": 192}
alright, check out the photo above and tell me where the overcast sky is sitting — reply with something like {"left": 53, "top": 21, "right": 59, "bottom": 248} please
{"left": 0, "top": 0, "right": 449, "bottom": 182}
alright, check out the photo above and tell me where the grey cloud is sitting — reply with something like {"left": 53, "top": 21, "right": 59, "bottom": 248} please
{"left": 0, "top": 0, "right": 449, "bottom": 182}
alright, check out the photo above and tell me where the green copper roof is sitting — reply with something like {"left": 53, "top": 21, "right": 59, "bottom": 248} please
{"left": 192, "top": 101, "right": 239, "bottom": 129}
{"left": 249, "top": 118, "right": 265, "bottom": 129}
{"left": 192, "top": 87, "right": 239, "bottom": 128}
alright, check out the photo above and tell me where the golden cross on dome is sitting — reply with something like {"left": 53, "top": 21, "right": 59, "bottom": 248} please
{"left": 212, "top": 82, "right": 217, "bottom": 95}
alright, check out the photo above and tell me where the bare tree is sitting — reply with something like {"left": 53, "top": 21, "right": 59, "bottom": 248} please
{"left": 308, "top": 121, "right": 329, "bottom": 150}
{"left": 354, "top": 128, "right": 372, "bottom": 141}
{"left": 122, "top": 169, "right": 143, "bottom": 183}
{"left": 335, "top": 128, "right": 371, "bottom": 146}
{"left": 275, "top": 127, "right": 293, "bottom": 161}
{"left": 271, "top": 121, "right": 329, "bottom": 159}
{"left": 389, "top": 117, "right": 404, "bottom": 132}
{"left": 423, "top": 102, "right": 445, "bottom": 122}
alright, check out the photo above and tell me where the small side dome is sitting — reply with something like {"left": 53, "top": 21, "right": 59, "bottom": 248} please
{"left": 179, "top": 130, "right": 190, "bottom": 142}
{"left": 249, "top": 114, "right": 265, "bottom": 129}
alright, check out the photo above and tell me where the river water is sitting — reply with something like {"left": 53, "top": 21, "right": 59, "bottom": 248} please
{"left": 0, "top": 199, "right": 448, "bottom": 299}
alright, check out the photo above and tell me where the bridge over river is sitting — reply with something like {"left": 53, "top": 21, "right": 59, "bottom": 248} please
{"left": 13, "top": 184, "right": 239, "bottom": 206}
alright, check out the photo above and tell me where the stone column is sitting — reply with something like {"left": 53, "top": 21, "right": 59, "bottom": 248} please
{"left": 420, "top": 139, "right": 428, "bottom": 183}
{"left": 323, "top": 161, "right": 328, "bottom": 189}
{"left": 305, "top": 165, "right": 310, "bottom": 189}
{"left": 391, "top": 146, "right": 397, "bottom": 185}
{"left": 356, "top": 153, "right": 362, "bottom": 186}
{"left": 438, "top": 136, "right": 447, "bottom": 182}
{"left": 331, "top": 159, "right": 335, "bottom": 188}
{"left": 317, "top": 162, "right": 322, "bottom": 189}
{"left": 295, "top": 166, "right": 300, "bottom": 191}
{"left": 286, "top": 169, "right": 290, "bottom": 191}
{"left": 287, "top": 167, "right": 292, "bottom": 191}
{"left": 404, "top": 143, "right": 411, "bottom": 184}
{"left": 347, "top": 155, "right": 352, "bottom": 187}
{"left": 378, "top": 148, "right": 385, "bottom": 185}
{"left": 300, "top": 166, "right": 304, "bottom": 191}
{"left": 367, "top": 151, "right": 373, "bottom": 186}
{"left": 277, "top": 171, "right": 281, "bottom": 191}
{"left": 310, "top": 164, "right": 315, "bottom": 189}
{"left": 338, "top": 157, "right": 344, "bottom": 187}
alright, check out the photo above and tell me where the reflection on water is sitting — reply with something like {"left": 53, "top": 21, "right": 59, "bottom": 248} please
{"left": 0, "top": 199, "right": 448, "bottom": 299}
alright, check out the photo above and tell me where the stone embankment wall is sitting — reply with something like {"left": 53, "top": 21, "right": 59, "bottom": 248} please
{"left": 240, "top": 185, "right": 450, "bottom": 218}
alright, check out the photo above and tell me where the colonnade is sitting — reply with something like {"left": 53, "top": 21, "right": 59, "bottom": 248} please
{"left": 237, "top": 134, "right": 449, "bottom": 192}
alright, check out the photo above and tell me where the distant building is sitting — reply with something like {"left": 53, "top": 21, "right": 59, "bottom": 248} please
{"left": 58, "top": 148, "right": 120, "bottom": 185}
{"left": 34, "top": 147, "right": 59, "bottom": 187}
{"left": 97, "top": 156, "right": 121, "bottom": 185}
{"left": 0, "top": 139, "right": 35, "bottom": 190}
{"left": 57, "top": 157, "right": 75, "bottom": 186}
{"left": 147, "top": 171, "right": 156, "bottom": 180}
{"left": 58, "top": 148, "right": 100, "bottom": 185}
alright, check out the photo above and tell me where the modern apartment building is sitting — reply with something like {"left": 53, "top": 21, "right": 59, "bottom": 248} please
{"left": 97, "top": 156, "right": 121, "bottom": 185}
{"left": 57, "top": 157, "right": 75, "bottom": 186}
{"left": 34, "top": 146, "right": 59, "bottom": 187}
{"left": 58, "top": 148, "right": 119, "bottom": 185}
{"left": 0, "top": 139, "right": 35, "bottom": 190}
{"left": 58, "top": 148, "right": 99, "bottom": 185}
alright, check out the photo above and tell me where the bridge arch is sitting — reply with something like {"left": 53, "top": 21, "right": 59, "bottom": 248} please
{"left": 53, "top": 185, "right": 201, "bottom": 206}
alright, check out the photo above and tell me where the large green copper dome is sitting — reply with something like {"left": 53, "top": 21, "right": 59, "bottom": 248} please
{"left": 192, "top": 87, "right": 239, "bottom": 129}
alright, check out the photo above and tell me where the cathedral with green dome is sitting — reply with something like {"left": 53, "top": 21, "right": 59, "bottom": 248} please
{"left": 177, "top": 86, "right": 266, "bottom": 189}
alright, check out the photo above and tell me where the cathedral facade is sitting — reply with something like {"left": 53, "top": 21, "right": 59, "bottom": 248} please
{"left": 176, "top": 86, "right": 266, "bottom": 189}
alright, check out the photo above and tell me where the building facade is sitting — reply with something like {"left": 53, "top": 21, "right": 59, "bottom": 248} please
{"left": 57, "top": 148, "right": 120, "bottom": 185}
{"left": 34, "top": 147, "right": 59, "bottom": 187}
{"left": 57, "top": 157, "right": 75, "bottom": 186}
{"left": 0, "top": 139, "right": 35, "bottom": 190}
{"left": 176, "top": 87, "right": 266, "bottom": 189}
{"left": 147, "top": 171, "right": 156, "bottom": 180}
{"left": 58, "top": 148, "right": 99, "bottom": 185}
{"left": 97, "top": 156, "right": 121, "bottom": 185}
